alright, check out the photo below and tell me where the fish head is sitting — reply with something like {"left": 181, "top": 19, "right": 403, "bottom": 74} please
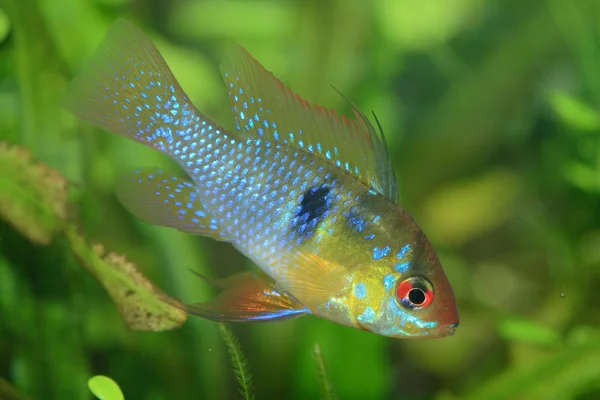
{"left": 350, "top": 223, "right": 459, "bottom": 339}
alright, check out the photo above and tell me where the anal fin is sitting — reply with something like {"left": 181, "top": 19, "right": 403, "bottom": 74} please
{"left": 185, "top": 271, "right": 309, "bottom": 322}
{"left": 115, "top": 169, "right": 228, "bottom": 241}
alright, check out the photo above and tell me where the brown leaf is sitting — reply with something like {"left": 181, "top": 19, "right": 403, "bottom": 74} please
{"left": 67, "top": 225, "right": 188, "bottom": 331}
{"left": 0, "top": 142, "right": 68, "bottom": 244}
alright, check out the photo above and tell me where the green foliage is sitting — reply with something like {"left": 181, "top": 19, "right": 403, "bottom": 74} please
{"left": 219, "top": 323, "right": 255, "bottom": 400}
{"left": 548, "top": 90, "right": 600, "bottom": 132}
{"left": 0, "top": 141, "right": 187, "bottom": 332}
{"left": 498, "top": 316, "right": 562, "bottom": 348}
{"left": 88, "top": 376, "right": 125, "bottom": 400}
{"left": 0, "top": 378, "right": 33, "bottom": 400}
{"left": 462, "top": 328, "right": 600, "bottom": 400}
{"left": 67, "top": 225, "right": 188, "bottom": 331}
{"left": 0, "top": 0, "right": 599, "bottom": 399}
{"left": 313, "top": 344, "right": 337, "bottom": 400}
{"left": 0, "top": 143, "right": 68, "bottom": 244}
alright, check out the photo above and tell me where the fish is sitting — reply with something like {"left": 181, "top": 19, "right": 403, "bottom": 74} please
{"left": 63, "top": 18, "right": 459, "bottom": 339}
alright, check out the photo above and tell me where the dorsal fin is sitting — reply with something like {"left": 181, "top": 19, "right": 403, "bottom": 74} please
{"left": 219, "top": 46, "right": 399, "bottom": 203}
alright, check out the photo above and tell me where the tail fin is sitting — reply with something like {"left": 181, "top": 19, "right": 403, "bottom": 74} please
{"left": 63, "top": 19, "right": 207, "bottom": 154}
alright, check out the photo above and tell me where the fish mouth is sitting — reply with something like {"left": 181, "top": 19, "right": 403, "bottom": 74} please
{"left": 443, "top": 321, "right": 459, "bottom": 336}
{"left": 429, "top": 321, "right": 459, "bottom": 338}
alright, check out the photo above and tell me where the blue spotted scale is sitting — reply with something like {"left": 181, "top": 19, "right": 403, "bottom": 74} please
{"left": 64, "top": 19, "right": 459, "bottom": 338}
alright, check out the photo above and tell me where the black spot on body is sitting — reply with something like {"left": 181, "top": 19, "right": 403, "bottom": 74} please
{"left": 290, "top": 185, "right": 331, "bottom": 242}
{"left": 300, "top": 186, "right": 330, "bottom": 219}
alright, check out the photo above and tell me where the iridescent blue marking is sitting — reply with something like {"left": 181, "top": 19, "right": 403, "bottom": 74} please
{"left": 357, "top": 307, "right": 376, "bottom": 324}
{"left": 395, "top": 262, "right": 410, "bottom": 273}
{"left": 364, "top": 233, "right": 375, "bottom": 240}
{"left": 396, "top": 244, "right": 412, "bottom": 260}
{"left": 236, "top": 307, "right": 309, "bottom": 321}
{"left": 373, "top": 246, "right": 391, "bottom": 260}
{"left": 355, "top": 283, "right": 367, "bottom": 299}
{"left": 387, "top": 298, "right": 437, "bottom": 329}
{"left": 345, "top": 210, "right": 367, "bottom": 233}
{"left": 383, "top": 274, "right": 395, "bottom": 291}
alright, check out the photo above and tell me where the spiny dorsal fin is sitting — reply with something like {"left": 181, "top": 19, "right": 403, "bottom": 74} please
{"left": 219, "top": 46, "right": 399, "bottom": 203}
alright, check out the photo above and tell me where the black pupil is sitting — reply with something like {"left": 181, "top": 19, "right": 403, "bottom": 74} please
{"left": 408, "top": 288, "right": 426, "bottom": 305}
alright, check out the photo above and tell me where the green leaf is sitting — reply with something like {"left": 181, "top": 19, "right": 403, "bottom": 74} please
{"left": 3, "top": 0, "right": 82, "bottom": 182}
{"left": 0, "top": 142, "right": 68, "bottom": 245}
{"left": 561, "top": 161, "right": 600, "bottom": 193}
{"left": 0, "top": 7, "right": 10, "bottom": 44}
{"left": 169, "top": 1, "right": 293, "bottom": 39}
{"left": 548, "top": 90, "right": 600, "bottom": 131}
{"left": 219, "top": 323, "right": 255, "bottom": 400}
{"left": 313, "top": 343, "right": 337, "bottom": 400}
{"left": 498, "top": 317, "right": 562, "bottom": 347}
{"left": 88, "top": 375, "right": 124, "bottom": 400}
{"left": 376, "top": 0, "right": 484, "bottom": 51}
{"left": 66, "top": 225, "right": 188, "bottom": 331}
{"left": 462, "top": 329, "right": 600, "bottom": 400}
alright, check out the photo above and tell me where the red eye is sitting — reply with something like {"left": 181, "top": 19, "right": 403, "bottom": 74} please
{"left": 396, "top": 276, "right": 434, "bottom": 309}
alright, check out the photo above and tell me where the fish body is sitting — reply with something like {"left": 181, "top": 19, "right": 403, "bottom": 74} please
{"left": 64, "top": 19, "right": 459, "bottom": 339}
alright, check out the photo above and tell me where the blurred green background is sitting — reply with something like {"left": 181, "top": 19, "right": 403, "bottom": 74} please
{"left": 1, "top": 0, "right": 600, "bottom": 399}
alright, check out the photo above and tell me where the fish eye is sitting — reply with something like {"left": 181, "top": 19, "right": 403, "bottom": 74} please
{"left": 396, "top": 276, "right": 434, "bottom": 309}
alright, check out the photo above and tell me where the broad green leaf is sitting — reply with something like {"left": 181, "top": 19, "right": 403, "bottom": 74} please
{"left": 548, "top": 90, "right": 600, "bottom": 131}
{"left": 169, "top": 0, "right": 292, "bottom": 39}
{"left": 561, "top": 161, "right": 600, "bottom": 193}
{"left": 376, "top": 0, "right": 484, "bottom": 50}
{"left": 0, "top": 7, "right": 10, "bottom": 44}
{"left": 88, "top": 375, "right": 124, "bottom": 400}
{"left": 67, "top": 226, "right": 188, "bottom": 331}
{"left": 0, "top": 142, "right": 68, "bottom": 244}
{"left": 499, "top": 317, "right": 562, "bottom": 347}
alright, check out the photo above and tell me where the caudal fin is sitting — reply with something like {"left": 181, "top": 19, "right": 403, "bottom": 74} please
{"left": 63, "top": 19, "right": 211, "bottom": 154}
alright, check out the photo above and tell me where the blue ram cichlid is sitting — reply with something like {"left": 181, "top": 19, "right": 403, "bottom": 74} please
{"left": 64, "top": 19, "right": 459, "bottom": 339}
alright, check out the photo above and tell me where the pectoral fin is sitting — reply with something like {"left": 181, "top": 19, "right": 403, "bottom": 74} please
{"left": 185, "top": 271, "right": 309, "bottom": 322}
